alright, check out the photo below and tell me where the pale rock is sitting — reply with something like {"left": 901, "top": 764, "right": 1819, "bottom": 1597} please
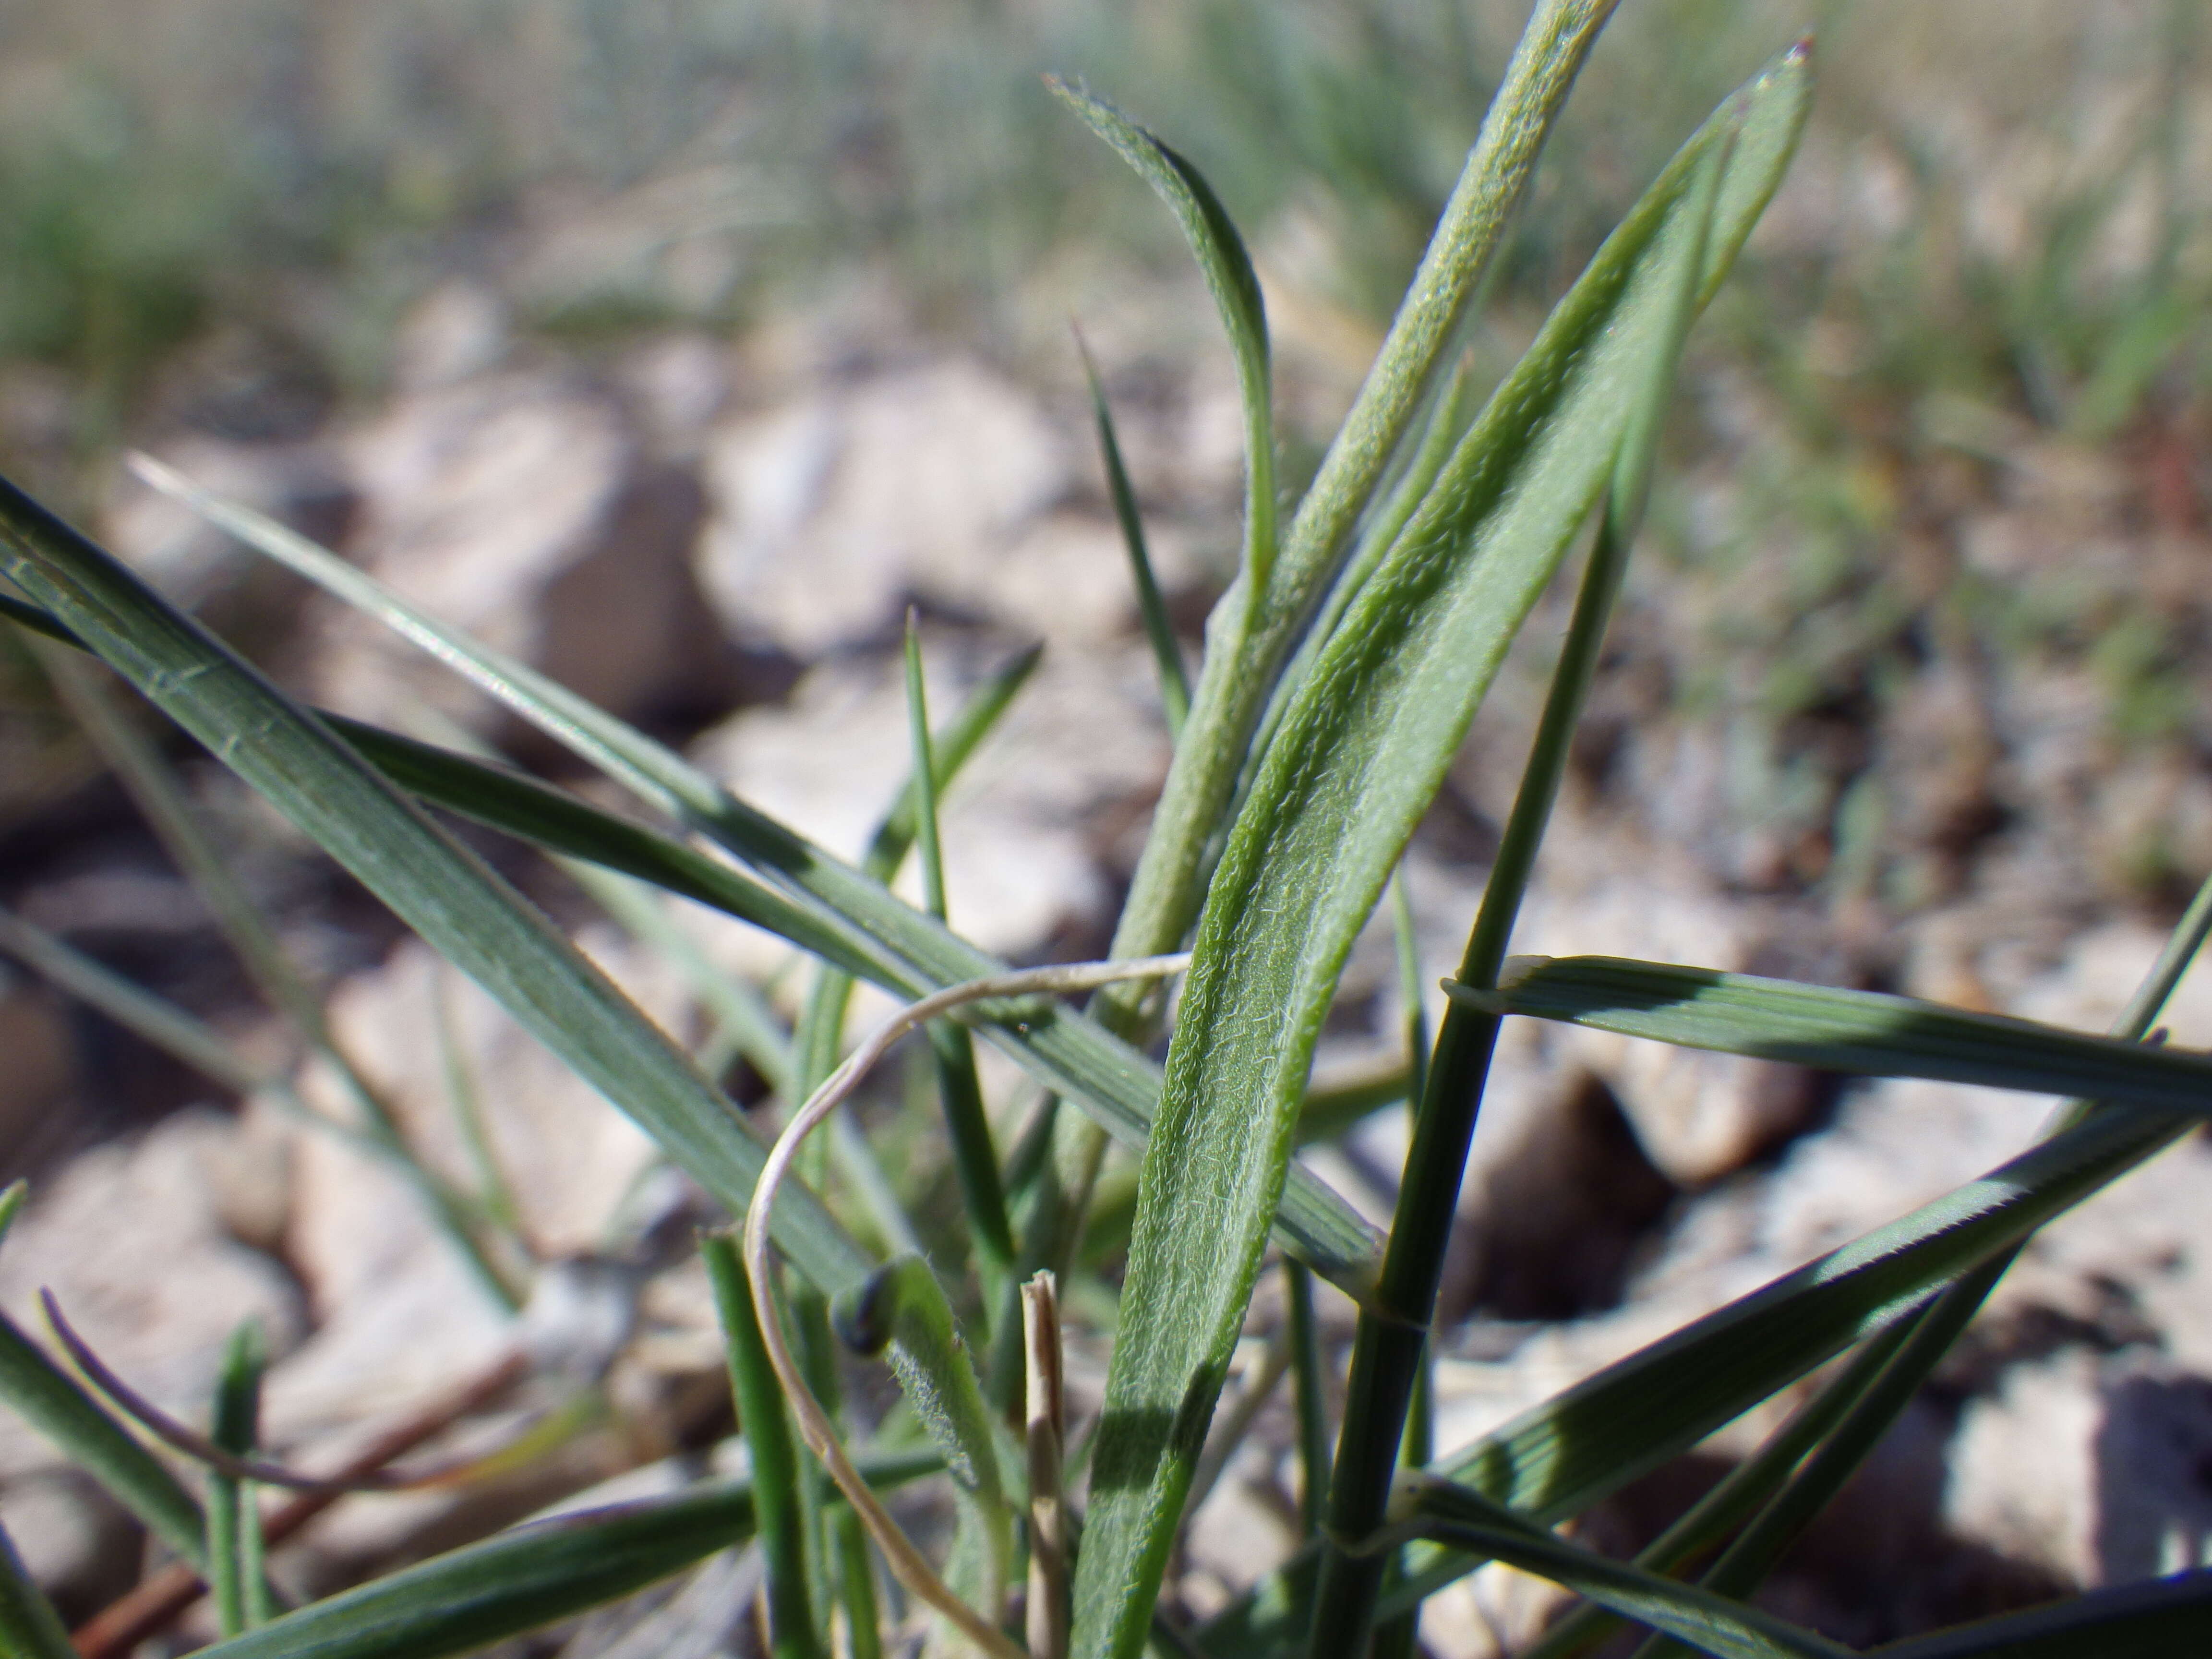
{"left": 696, "top": 359, "right": 1078, "bottom": 656}
{"left": 320, "top": 370, "right": 722, "bottom": 729}
{"left": 1945, "top": 1349, "right": 2212, "bottom": 1586}
{"left": 691, "top": 644, "right": 1169, "bottom": 981}
{"left": 1180, "top": 1438, "right": 1300, "bottom": 1610}
{"left": 0, "top": 1469, "right": 138, "bottom": 1616}
{"left": 1506, "top": 848, "right": 1822, "bottom": 1184}
{"left": 0, "top": 1110, "right": 304, "bottom": 1481}
{"left": 293, "top": 929, "right": 673, "bottom": 1306}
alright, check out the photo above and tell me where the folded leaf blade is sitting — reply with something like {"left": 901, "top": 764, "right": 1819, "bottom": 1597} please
{"left": 1460, "top": 956, "right": 2212, "bottom": 1114}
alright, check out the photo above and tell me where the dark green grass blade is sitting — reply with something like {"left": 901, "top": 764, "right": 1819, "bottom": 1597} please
{"left": 1075, "top": 57, "right": 1809, "bottom": 1659}
{"left": 1461, "top": 957, "right": 2212, "bottom": 1112}
{"left": 0, "top": 1521, "right": 74, "bottom": 1659}
{"left": 904, "top": 623, "right": 1014, "bottom": 1313}
{"left": 117, "top": 468, "right": 1384, "bottom": 1301}
{"left": 1520, "top": 1319, "right": 1922, "bottom": 1659}
{"left": 706, "top": 1236, "right": 822, "bottom": 1659}
{"left": 0, "top": 1309, "right": 206, "bottom": 1567}
{"left": 1873, "top": 1571, "right": 2212, "bottom": 1658}
{"left": 1048, "top": 79, "right": 1274, "bottom": 596}
{"left": 0, "top": 472, "right": 878, "bottom": 1305}
{"left": 1404, "top": 1485, "right": 1849, "bottom": 1659}
{"left": 1077, "top": 335, "right": 1190, "bottom": 738}
{"left": 191, "top": 1452, "right": 939, "bottom": 1659}
{"left": 1201, "top": 1103, "right": 2192, "bottom": 1658}
{"left": 208, "top": 1321, "right": 267, "bottom": 1638}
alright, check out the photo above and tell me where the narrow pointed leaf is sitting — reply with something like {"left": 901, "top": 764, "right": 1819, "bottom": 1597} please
{"left": 1874, "top": 1570, "right": 2212, "bottom": 1659}
{"left": 0, "top": 474, "right": 877, "bottom": 1303}
{"left": 1458, "top": 956, "right": 2212, "bottom": 1113}
{"left": 1075, "top": 55, "right": 1811, "bottom": 1659}
{"left": 1079, "top": 337, "right": 1191, "bottom": 739}
{"left": 1048, "top": 79, "right": 1274, "bottom": 596}
{"left": 190, "top": 1453, "right": 939, "bottom": 1659}
{"left": 0, "top": 1523, "right": 74, "bottom": 1659}
{"left": 0, "top": 1310, "right": 206, "bottom": 1567}
{"left": 1201, "top": 1102, "right": 2192, "bottom": 1658}
{"left": 126, "top": 456, "right": 1384, "bottom": 1299}
{"left": 1404, "top": 1483, "right": 1848, "bottom": 1659}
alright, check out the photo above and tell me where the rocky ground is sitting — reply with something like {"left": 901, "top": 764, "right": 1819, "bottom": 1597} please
{"left": 3, "top": 239, "right": 2212, "bottom": 1655}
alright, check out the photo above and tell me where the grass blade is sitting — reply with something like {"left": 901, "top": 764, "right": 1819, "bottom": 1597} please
{"left": 0, "top": 1308, "right": 206, "bottom": 1568}
{"left": 207, "top": 1321, "right": 267, "bottom": 1638}
{"left": 1285, "top": 1260, "right": 1329, "bottom": 1537}
{"left": 903, "top": 622, "right": 1015, "bottom": 1320}
{"left": 1076, "top": 60, "right": 1808, "bottom": 1659}
{"left": 122, "top": 460, "right": 1384, "bottom": 1300}
{"left": 0, "top": 1521, "right": 74, "bottom": 1659}
{"left": 1519, "top": 1319, "right": 1922, "bottom": 1659}
{"left": 1096, "top": 0, "right": 1627, "bottom": 1015}
{"left": 1874, "top": 1571, "right": 2212, "bottom": 1658}
{"left": 1401, "top": 1484, "right": 1848, "bottom": 1659}
{"left": 1077, "top": 333, "right": 1190, "bottom": 739}
{"left": 706, "top": 1235, "right": 823, "bottom": 1659}
{"left": 1458, "top": 957, "right": 2212, "bottom": 1113}
{"left": 1202, "top": 1103, "right": 2194, "bottom": 1657}
{"left": 836, "top": 1256, "right": 1014, "bottom": 1624}
{"left": 190, "top": 1452, "right": 939, "bottom": 1659}
{"left": 1047, "top": 79, "right": 1274, "bottom": 600}
{"left": 0, "top": 905, "right": 264, "bottom": 1096}
{"left": 39, "top": 644, "right": 524, "bottom": 1306}
{"left": 0, "top": 471, "right": 878, "bottom": 1305}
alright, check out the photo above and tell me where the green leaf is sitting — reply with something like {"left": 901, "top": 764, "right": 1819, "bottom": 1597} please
{"left": 1402, "top": 1481, "right": 1849, "bottom": 1659}
{"left": 1048, "top": 79, "right": 1274, "bottom": 599}
{"left": 1094, "top": 0, "right": 1624, "bottom": 1005}
{"left": 1074, "top": 53, "right": 1812, "bottom": 1659}
{"left": 192, "top": 1452, "right": 940, "bottom": 1659}
{"left": 1459, "top": 956, "right": 2212, "bottom": 1114}
{"left": 208, "top": 1320, "right": 268, "bottom": 1638}
{"left": 1200, "top": 1102, "right": 2192, "bottom": 1658}
{"left": 0, "top": 472, "right": 877, "bottom": 1306}
{"left": 705, "top": 1236, "right": 823, "bottom": 1659}
{"left": 0, "top": 1309, "right": 206, "bottom": 1568}
{"left": 0, "top": 1521, "right": 74, "bottom": 1659}
{"left": 125, "top": 455, "right": 1384, "bottom": 1301}
{"left": 1873, "top": 1570, "right": 2212, "bottom": 1658}
{"left": 1078, "top": 334, "right": 1191, "bottom": 740}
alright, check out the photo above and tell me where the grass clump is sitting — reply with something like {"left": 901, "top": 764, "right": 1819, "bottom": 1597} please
{"left": 2, "top": 5, "right": 2212, "bottom": 1659}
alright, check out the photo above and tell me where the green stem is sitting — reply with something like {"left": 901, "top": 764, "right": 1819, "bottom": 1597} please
{"left": 706, "top": 1235, "right": 824, "bottom": 1659}
{"left": 1080, "top": 333, "right": 1190, "bottom": 740}
{"left": 905, "top": 622, "right": 1016, "bottom": 1332}
{"left": 833, "top": 1505, "right": 883, "bottom": 1659}
{"left": 1286, "top": 1259, "right": 1331, "bottom": 1537}
{"left": 208, "top": 1321, "right": 265, "bottom": 1639}
{"left": 1310, "top": 487, "right": 1639, "bottom": 1657}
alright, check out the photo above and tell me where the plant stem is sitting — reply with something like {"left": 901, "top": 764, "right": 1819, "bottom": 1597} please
{"left": 905, "top": 621, "right": 1017, "bottom": 1330}
{"left": 707, "top": 1235, "right": 824, "bottom": 1659}
{"left": 1286, "top": 1259, "right": 1331, "bottom": 1537}
{"left": 207, "top": 1322, "right": 265, "bottom": 1639}
{"left": 1309, "top": 492, "right": 1637, "bottom": 1658}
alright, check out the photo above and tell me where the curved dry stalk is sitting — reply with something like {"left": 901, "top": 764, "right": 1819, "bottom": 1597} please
{"left": 42, "top": 1292, "right": 545, "bottom": 1495}
{"left": 743, "top": 955, "right": 1190, "bottom": 1659}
